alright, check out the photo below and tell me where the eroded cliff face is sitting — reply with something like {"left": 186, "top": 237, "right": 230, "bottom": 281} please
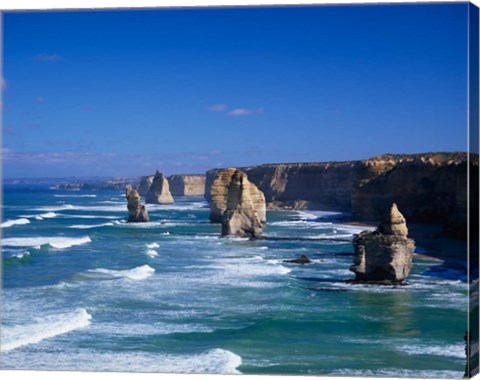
{"left": 168, "top": 175, "right": 206, "bottom": 197}
{"left": 207, "top": 161, "right": 362, "bottom": 211}
{"left": 205, "top": 153, "right": 478, "bottom": 238}
{"left": 351, "top": 154, "right": 477, "bottom": 229}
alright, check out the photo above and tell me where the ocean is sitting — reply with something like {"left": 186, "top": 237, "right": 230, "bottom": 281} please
{"left": 0, "top": 185, "right": 468, "bottom": 377}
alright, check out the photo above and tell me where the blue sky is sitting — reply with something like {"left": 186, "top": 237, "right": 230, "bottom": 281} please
{"left": 2, "top": 3, "right": 469, "bottom": 178}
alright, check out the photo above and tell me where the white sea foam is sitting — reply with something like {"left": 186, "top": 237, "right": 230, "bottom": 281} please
{"left": 147, "top": 202, "right": 208, "bottom": 211}
{"left": 1, "top": 218, "right": 30, "bottom": 228}
{"left": 330, "top": 368, "right": 463, "bottom": 378}
{"left": 89, "top": 265, "right": 155, "bottom": 281}
{"left": 1, "top": 308, "right": 92, "bottom": 352}
{"left": 146, "top": 242, "right": 160, "bottom": 249}
{"left": 146, "top": 249, "right": 158, "bottom": 257}
{"left": 40, "top": 212, "right": 57, "bottom": 218}
{"left": 10, "top": 251, "right": 31, "bottom": 259}
{"left": 213, "top": 258, "right": 292, "bottom": 278}
{"left": 54, "top": 194, "right": 97, "bottom": 198}
{"left": 297, "top": 210, "right": 343, "bottom": 219}
{"left": 60, "top": 214, "right": 118, "bottom": 219}
{"left": 397, "top": 343, "right": 465, "bottom": 359}
{"left": 1, "top": 347, "right": 241, "bottom": 374}
{"left": 34, "top": 204, "right": 76, "bottom": 212}
{"left": 2, "top": 236, "right": 92, "bottom": 249}
{"left": 336, "top": 224, "right": 375, "bottom": 235}
{"left": 68, "top": 222, "right": 114, "bottom": 229}
{"left": 270, "top": 220, "right": 333, "bottom": 227}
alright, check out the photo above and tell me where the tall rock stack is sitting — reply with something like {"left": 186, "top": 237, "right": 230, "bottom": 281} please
{"left": 350, "top": 203, "right": 415, "bottom": 283}
{"left": 145, "top": 171, "right": 174, "bottom": 205}
{"left": 209, "top": 168, "right": 266, "bottom": 238}
{"left": 125, "top": 185, "right": 149, "bottom": 223}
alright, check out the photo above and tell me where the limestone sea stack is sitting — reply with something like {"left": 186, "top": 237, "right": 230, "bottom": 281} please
{"left": 209, "top": 168, "right": 266, "bottom": 238}
{"left": 350, "top": 203, "right": 415, "bottom": 283}
{"left": 145, "top": 171, "right": 174, "bottom": 204}
{"left": 125, "top": 185, "right": 149, "bottom": 223}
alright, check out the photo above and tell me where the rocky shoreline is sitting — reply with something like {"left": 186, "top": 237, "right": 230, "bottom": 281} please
{"left": 54, "top": 151, "right": 478, "bottom": 246}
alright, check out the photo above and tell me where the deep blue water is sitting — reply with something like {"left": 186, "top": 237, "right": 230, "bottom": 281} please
{"left": 0, "top": 186, "right": 468, "bottom": 377}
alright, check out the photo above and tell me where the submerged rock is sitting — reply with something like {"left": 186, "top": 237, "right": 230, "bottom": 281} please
{"left": 210, "top": 168, "right": 266, "bottom": 238}
{"left": 145, "top": 171, "right": 174, "bottom": 205}
{"left": 283, "top": 255, "right": 312, "bottom": 264}
{"left": 350, "top": 204, "right": 415, "bottom": 283}
{"left": 126, "top": 185, "right": 149, "bottom": 223}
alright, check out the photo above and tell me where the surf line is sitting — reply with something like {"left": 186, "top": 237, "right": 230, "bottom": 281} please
{"left": 259, "top": 236, "right": 352, "bottom": 242}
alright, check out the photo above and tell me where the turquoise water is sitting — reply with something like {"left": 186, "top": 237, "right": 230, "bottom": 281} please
{"left": 1, "top": 185, "right": 468, "bottom": 377}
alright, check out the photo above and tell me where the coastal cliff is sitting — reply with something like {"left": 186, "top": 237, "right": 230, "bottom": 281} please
{"left": 205, "top": 153, "right": 478, "bottom": 237}
{"left": 168, "top": 175, "right": 206, "bottom": 196}
{"left": 206, "top": 161, "right": 362, "bottom": 211}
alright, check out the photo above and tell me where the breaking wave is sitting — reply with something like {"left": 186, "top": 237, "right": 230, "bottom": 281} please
{"left": 1, "top": 308, "right": 92, "bottom": 352}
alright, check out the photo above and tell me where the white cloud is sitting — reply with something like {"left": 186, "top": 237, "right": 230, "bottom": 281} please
{"left": 227, "top": 108, "right": 264, "bottom": 117}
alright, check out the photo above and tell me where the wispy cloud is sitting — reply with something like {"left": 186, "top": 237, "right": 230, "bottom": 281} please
{"left": 227, "top": 108, "right": 264, "bottom": 117}
{"left": 1, "top": 77, "right": 7, "bottom": 91}
{"left": 2, "top": 150, "right": 118, "bottom": 165}
{"left": 208, "top": 104, "right": 264, "bottom": 117}
{"left": 34, "top": 53, "right": 63, "bottom": 62}
{"left": 208, "top": 104, "right": 228, "bottom": 112}
{"left": 36, "top": 96, "right": 45, "bottom": 103}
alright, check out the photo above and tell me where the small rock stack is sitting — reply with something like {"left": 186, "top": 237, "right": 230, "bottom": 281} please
{"left": 126, "top": 184, "right": 149, "bottom": 223}
{"left": 350, "top": 203, "right": 415, "bottom": 283}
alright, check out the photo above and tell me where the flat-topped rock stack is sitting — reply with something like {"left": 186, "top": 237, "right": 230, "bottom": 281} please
{"left": 350, "top": 203, "right": 415, "bottom": 283}
{"left": 209, "top": 168, "right": 266, "bottom": 238}
{"left": 145, "top": 171, "right": 174, "bottom": 205}
{"left": 125, "top": 184, "right": 149, "bottom": 223}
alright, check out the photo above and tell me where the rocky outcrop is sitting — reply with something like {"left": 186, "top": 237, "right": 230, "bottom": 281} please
{"left": 125, "top": 185, "right": 149, "bottom": 223}
{"left": 145, "top": 171, "right": 174, "bottom": 204}
{"left": 350, "top": 204, "right": 415, "bottom": 283}
{"left": 205, "top": 152, "right": 477, "bottom": 239}
{"left": 209, "top": 168, "right": 266, "bottom": 238}
{"left": 168, "top": 175, "right": 206, "bottom": 196}
{"left": 282, "top": 255, "right": 312, "bottom": 264}
{"left": 137, "top": 175, "right": 154, "bottom": 197}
